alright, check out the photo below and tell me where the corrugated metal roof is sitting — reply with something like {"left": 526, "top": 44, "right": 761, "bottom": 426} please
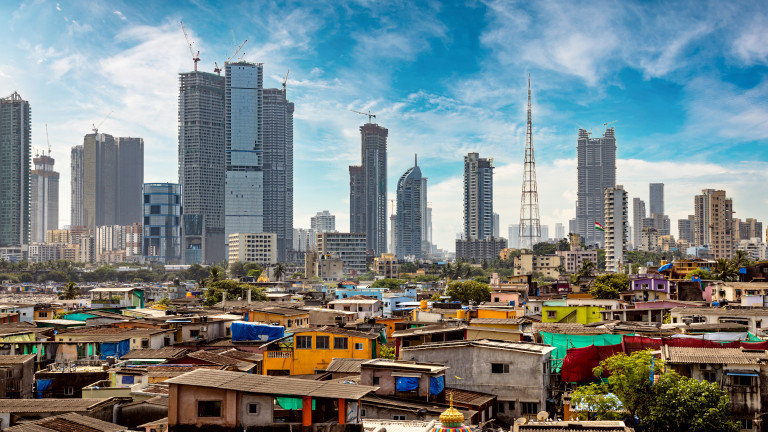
{"left": 325, "top": 358, "right": 367, "bottom": 373}
{"left": 362, "top": 359, "right": 448, "bottom": 373}
{"left": 165, "top": 368, "right": 377, "bottom": 399}
{"left": 0, "top": 398, "right": 111, "bottom": 413}
{"left": 4, "top": 413, "right": 127, "bottom": 432}
{"left": 402, "top": 339, "right": 555, "bottom": 355}
{"left": 662, "top": 346, "right": 768, "bottom": 364}
{"left": 0, "top": 354, "right": 36, "bottom": 364}
{"left": 121, "top": 347, "right": 189, "bottom": 360}
{"left": 294, "top": 326, "right": 379, "bottom": 339}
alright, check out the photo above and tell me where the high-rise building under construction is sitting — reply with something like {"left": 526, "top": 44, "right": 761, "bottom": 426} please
{"left": 349, "top": 122, "right": 388, "bottom": 255}
{"left": 576, "top": 127, "right": 616, "bottom": 248}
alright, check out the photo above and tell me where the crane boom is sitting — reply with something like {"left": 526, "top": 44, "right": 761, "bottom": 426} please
{"left": 603, "top": 120, "right": 618, "bottom": 132}
{"left": 45, "top": 124, "right": 51, "bottom": 155}
{"left": 92, "top": 111, "right": 114, "bottom": 135}
{"left": 351, "top": 109, "right": 376, "bottom": 123}
{"left": 282, "top": 69, "right": 290, "bottom": 94}
{"left": 180, "top": 20, "right": 200, "bottom": 71}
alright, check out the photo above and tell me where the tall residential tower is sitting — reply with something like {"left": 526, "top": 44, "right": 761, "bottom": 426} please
{"left": 463, "top": 152, "right": 494, "bottom": 240}
{"left": 576, "top": 127, "right": 616, "bottom": 247}
{"left": 0, "top": 92, "right": 31, "bottom": 249}
{"left": 396, "top": 155, "right": 425, "bottom": 259}
{"left": 349, "top": 122, "right": 388, "bottom": 255}
{"left": 30, "top": 152, "right": 59, "bottom": 243}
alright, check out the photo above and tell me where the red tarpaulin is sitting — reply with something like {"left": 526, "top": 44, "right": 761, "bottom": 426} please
{"left": 561, "top": 338, "right": 768, "bottom": 383}
{"left": 561, "top": 344, "right": 623, "bottom": 383}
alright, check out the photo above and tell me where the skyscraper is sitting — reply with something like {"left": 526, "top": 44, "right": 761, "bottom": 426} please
{"left": 396, "top": 155, "right": 424, "bottom": 259}
{"left": 225, "top": 62, "right": 264, "bottom": 239}
{"left": 604, "top": 185, "right": 628, "bottom": 273}
{"left": 508, "top": 224, "right": 520, "bottom": 249}
{"left": 463, "top": 152, "right": 494, "bottom": 240}
{"left": 178, "top": 70, "right": 226, "bottom": 264}
{"left": 493, "top": 213, "right": 500, "bottom": 238}
{"left": 349, "top": 122, "right": 388, "bottom": 255}
{"left": 694, "top": 189, "right": 734, "bottom": 259}
{"left": 30, "top": 152, "right": 59, "bottom": 243}
{"left": 519, "top": 76, "right": 541, "bottom": 250}
{"left": 311, "top": 210, "right": 336, "bottom": 233}
{"left": 0, "top": 92, "right": 31, "bottom": 249}
{"left": 81, "top": 133, "right": 144, "bottom": 230}
{"left": 678, "top": 215, "right": 694, "bottom": 244}
{"left": 649, "top": 183, "right": 664, "bottom": 216}
{"left": 632, "top": 198, "right": 646, "bottom": 249}
{"left": 262, "top": 87, "right": 294, "bottom": 262}
{"left": 555, "top": 223, "right": 565, "bottom": 240}
{"left": 540, "top": 225, "right": 549, "bottom": 242}
{"left": 70, "top": 145, "right": 84, "bottom": 226}
{"left": 143, "top": 183, "right": 182, "bottom": 264}
{"left": 576, "top": 127, "right": 616, "bottom": 248}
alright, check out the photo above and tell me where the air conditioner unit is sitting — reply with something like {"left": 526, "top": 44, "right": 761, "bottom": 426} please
{"left": 200, "top": 325, "right": 208, "bottom": 332}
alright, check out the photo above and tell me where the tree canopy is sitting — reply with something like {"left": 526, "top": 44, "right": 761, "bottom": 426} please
{"left": 572, "top": 350, "right": 738, "bottom": 432}
{"left": 371, "top": 278, "right": 405, "bottom": 290}
{"left": 589, "top": 273, "right": 630, "bottom": 299}
{"left": 444, "top": 280, "right": 491, "bottom": 304}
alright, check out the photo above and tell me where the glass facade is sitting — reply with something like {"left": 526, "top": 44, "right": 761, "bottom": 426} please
{"left": 143, "top": 183, "right": 181, "bottom": 264}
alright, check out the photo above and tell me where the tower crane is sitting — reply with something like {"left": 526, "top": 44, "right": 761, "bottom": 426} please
{"left": 92, "top": 111, "right": 114, "bottom": 135}
{"left": 228, "top": 29, "right": 248, "bottom": 62}
{"left": 282, "top": 69, "right": 290, "bottom": 94}
{"left": 213, "top": 62, "right": 222, "bottom": 75}
{"left": 180, "top": 20, "right": 200, "bottom": 71}
{"left": 45, "top": 124, "right": 51, "bottom": 156}
{"left": 603, "top": 120, "right": 618, "bottom": 132}
{"left": 351, "top": 110, "right": 376, "bottom": 123}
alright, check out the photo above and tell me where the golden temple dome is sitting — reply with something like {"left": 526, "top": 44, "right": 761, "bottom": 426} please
{"left": 439, "top": 393, "right": 465, "bottom": 427}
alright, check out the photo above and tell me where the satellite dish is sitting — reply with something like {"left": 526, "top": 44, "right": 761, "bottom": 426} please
{"left": 537, "top": 411, "right": 549, "bottom": 421}
{"left": 514, "top": 417, "right": 527, "bottom": 425}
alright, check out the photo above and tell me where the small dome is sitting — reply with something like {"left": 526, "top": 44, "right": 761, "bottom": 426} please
{"left": 439, "top": 393, "right": 465, "bottom": 428}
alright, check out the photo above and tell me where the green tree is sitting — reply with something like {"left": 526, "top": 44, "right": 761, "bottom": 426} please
{"left": 687, "top": 268, "right": 713, "bottom": 280}
{"left": 60, "top": 281, "right": 80, "bottom": 300}
{"left": 399, "top": 262, "right": 418, "bottom": 274}
{"left": 273, "top": 263, "right": 286, "bottom": 281}
{"left": 379, "top": 345, "right": 396, "bottom": 359}
{"left": 712, "top": 258, "right": 738, "bottom": 282}
{"left": 556, "top": 238, "right": 570, "bottom": 251}
{"left": 578, "top": 259, "right": 596, "bottom": 278}
{"left": 371, "top": 278, "right": 405, "bottom": 289}
{"left": 247, "top": 267, "right": 263, "bottom": 278}
{"left": 445, "top": 280, "right": 491, "bottom": 304}
{"left": 589, "top": 273, "right": 630, "bottom": 299}
{"left": 532, "top": 242, "right": 557, "bottom": 255}
{"left": 731, "top": 250, "right": 753, "bottom": 270}
{"left": 229, "top": 261, "right": 246, "bottom": 278}
{"left": 596, "top": 249, "right": 606, "bottom": 270}
{"left": 156, "top": 296, "right": 172, "bottom": 307}
{"left": 572, "top": 350, "right": 738, "bottom": 432}
{"left": 244, "top": 262, "right": 262, "bottom": 275}
{"left": 17, "top": 272, "right": 34, "bottom": 283}
{"left": 290, "top": 272, "right": 305, "bottom": 279}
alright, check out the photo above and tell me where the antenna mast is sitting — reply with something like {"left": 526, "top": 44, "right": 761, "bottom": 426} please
{"left": 519, "top": 74, "right": 541, "bottom": 250}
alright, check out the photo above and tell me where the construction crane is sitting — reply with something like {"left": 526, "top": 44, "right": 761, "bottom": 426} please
{"left": 213, "top": 62, "right": 222, "bottom": 75}
{"left": 92, "top": 111, "right": 114, "bottom": 135}
{"left": 351, "top": 110, "right": 376, "bottom": 123}
{"left": 282, "top": 69, "right": 290, "bottom": 94}
{"left": 227, "top": 29, "right": 248, "bottom": 62}
{"left": 45, "top": 124, "right": 51, "bottom": 156}
{"left": 603, "top": 120, "right": 618, "bottom": 132}
{"left": 180, "top": 20, "right": 200, "bottom": 71}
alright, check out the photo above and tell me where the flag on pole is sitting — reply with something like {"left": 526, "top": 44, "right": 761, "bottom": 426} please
{"left": 594, "top": 221, "right": 605, "bottom": 232}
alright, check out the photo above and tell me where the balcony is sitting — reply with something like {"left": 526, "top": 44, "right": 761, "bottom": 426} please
{"left": 267, "top": 351, "right": 292, "bottom": 359}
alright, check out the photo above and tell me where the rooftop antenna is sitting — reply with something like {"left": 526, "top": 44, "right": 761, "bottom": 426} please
{"left": 180, "top": 21, "right": 200, "bottom": 71}
{"left": 351, "top": 110, "right": 376, "bottom": 123}
{"left": 92, "top": 111, "right": 114, "bottom": 135}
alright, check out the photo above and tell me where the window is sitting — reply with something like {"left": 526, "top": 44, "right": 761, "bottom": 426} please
{"left": 733, "top": 375, "right": 755, "bottom": 386}
{"left": 522, "top": 402, "right": 538, "bottom": 415}
{"left": 372, "top": 377, "right": 380, "bottom": 385}
{"left": 64, "top": 386, "right": 74, "bottom": 396}
{"left": 141, "top": 339, "right": 149, "bottom": 348}
{"left": 286, "top": 320, "right": 292, "bottom": 328}
{"left": 702, "top": 371, "right": 717, "bottom": 383}
{"left": 508, "top": 401, "right": 516, "bottom": 411}
{"left": 122, "top": 375, "right": 134, "bottom": 385}
{"left": 296, "top": 335, "right": 312, "bottom": 349}
{"left": 491, "top": 363, "right": 510, "bottom": 374}
{"left": 361, "top": 408, "right": 367, "bottom": 417}
{"left": 198, "top": 401, "right": 222, "bottom": 417}
{"left": 150, "top": 205, "right": 161, "bottom": 215}
{"left": 546, "top": 311, "right": 557, "bottom": 319}
{"left": 497, "top": 401, "right": 505, "bottom": 413}
{"left": 392, "top": 415, "right": 406, "bottom": 420}
{"left": 248, "top": 403, "right": 260, "bottom": 414}
{"left": 38, "top": 312, "right": 48, "bottom": 318}
{"left": 355, "top": 343, "right": 364, "bottom": 350}
{"left": 739, "top": 419, "right": 753, "bottom": 430}
{"left": 316, "top": 336, "right": 329, "bottom": 349}
{"left": 334, "top": 337, "right": 348, "bottom": 349}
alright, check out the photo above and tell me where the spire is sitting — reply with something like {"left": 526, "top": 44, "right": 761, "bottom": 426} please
{"left": 414, "top": 153, "right": 418, "bottom": 166}
{"left": 519, "top": 74, "right": 541, "bottom": 250}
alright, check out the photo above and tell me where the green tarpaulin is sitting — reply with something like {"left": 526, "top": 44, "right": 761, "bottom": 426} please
{"left": 539, "top": 331, "right": 630, "bottom": 372}
{"left": 276, "top": 397, "right": 315, "bottom": 410}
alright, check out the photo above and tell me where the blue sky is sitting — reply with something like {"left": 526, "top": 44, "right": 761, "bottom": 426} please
{"left": 2, "top": 0, "right": 768, "bottom": 252}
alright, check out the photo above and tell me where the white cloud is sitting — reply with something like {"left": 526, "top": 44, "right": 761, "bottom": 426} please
{"left": 56, "top": 3, "right": 60, "bottom": 11}
{"left": 113, "top": 10, "right": 127, "bottom": 21}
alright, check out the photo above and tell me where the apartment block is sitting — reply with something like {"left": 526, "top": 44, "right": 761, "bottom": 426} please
{"left": 316, "top": 232, "right": 367, "bottom": 275}
{"left": 228, "top": 233, "right": 277, "bottom": 266}
{"left": 604, "top": 185, "right": 628, "bottom": 273}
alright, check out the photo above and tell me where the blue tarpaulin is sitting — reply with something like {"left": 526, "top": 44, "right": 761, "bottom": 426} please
{"left": 658, "top": 263, "right": 673, "bottom": 272}
{"left": 231, "top": 322, "right": 285, "bottom": 342}
{"left": 396, "top": 377, "right": 419, "bottom": 392}
{"left": 100, "top": 339, "right": 130, "bottom": 359}
{"left": 430, "top": 376, "right": 444, "bottom": 395}
{"left": 36, "top": 379, "right": 53, "bottom": 398}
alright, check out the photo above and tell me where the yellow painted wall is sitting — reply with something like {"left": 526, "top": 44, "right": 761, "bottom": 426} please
{"left": 542, "top": 306, "right": 605, "bottom": 324}
{"left": 468, "top": 321, "right": 520, "bottom": 330}
{"left": 476, "top": 309, "right": 518, "bottom": 319}
{"left": 262, "top": 330, "right": 376, "bottom": 375}
{"left": 34, "top": 308, "right": 67, "bottom": 321}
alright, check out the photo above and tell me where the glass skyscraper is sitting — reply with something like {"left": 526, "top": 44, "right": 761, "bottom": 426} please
{"left": 143, "top": 183, "right": 181, "bottom": 264}
{"left": 0, "top": 92, "right": 31, "bottom": 250}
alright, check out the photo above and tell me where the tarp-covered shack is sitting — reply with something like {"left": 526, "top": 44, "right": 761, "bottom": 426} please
{"left": 231, "top": 322, "right": 285, "bottom": 342}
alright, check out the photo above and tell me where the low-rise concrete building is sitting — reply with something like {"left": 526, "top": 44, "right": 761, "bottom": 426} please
{"left": 165, "top": 368, "right": 377, "bottom": 430}
{"left": 228, "top": 232, "right": 278, "bottom": 266}
{"left": 328, "top": 297, "right": 382, "bottom": 320}
{"left": 0, "top": 354, "right": 34, "bottom": 399}
{"left": 372, "top": 253, "right": 400, "bottom": 278}
{"left": 402, "top": 339, "right": 555, "bottom": 423}
{"left": 514, "top": 253, "right": 563, "bottom": 279}
{"left": 670, "top": 306, "right": 768, "bottom": 336}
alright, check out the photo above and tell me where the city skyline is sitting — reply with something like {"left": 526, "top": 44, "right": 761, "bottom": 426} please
{"left": 2, "top": 1, "right": 768, "bottom": 252}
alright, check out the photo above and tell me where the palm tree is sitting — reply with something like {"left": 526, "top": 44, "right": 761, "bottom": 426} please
{"left": 712, "top": 258, "right": 737, "bottom": 282}
{"left": 209, "top": 266, "right": 223, "bottom": 283}
{"left": 60, "top": 281, "right": 80, "bottom": 300}
{"left": 273, "top": 263, "right": 286, "bottom": 281}
{"left": 578, "top": 260, "right": 596, "bottom": 279}
{"left": 731, "top": 250, "right": 752, "bottom": 269}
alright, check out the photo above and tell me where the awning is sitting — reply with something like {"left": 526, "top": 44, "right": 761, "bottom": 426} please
{"left": 726, "top": 372, "right": 759, "bottom": 377}
{"left": 391, "top": 372, "right": 421, "bottom": 378}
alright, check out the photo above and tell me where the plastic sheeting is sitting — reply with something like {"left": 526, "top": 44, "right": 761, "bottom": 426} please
{"left": 396, "top": 377, "right": 419, "bottom": 392}
{"left": 430, "top": 375, "right": 444, "bottom": 395}
{"left": 539, "top": 331, "right": 628, "bottom": 372}
{"left": 100, "top": 339, "right": 130, "bottom": 360}
{"left": 276, "top": 397, "right": 315, "bottom": 410}
{"left": 561, "top": 344, "right": 624, "bottom": 383}
{"left": 231, "top": 322, "right": 285, "bottom": 342}
{"left": 36, "top": 379, "right": 53, "bottom": 398}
